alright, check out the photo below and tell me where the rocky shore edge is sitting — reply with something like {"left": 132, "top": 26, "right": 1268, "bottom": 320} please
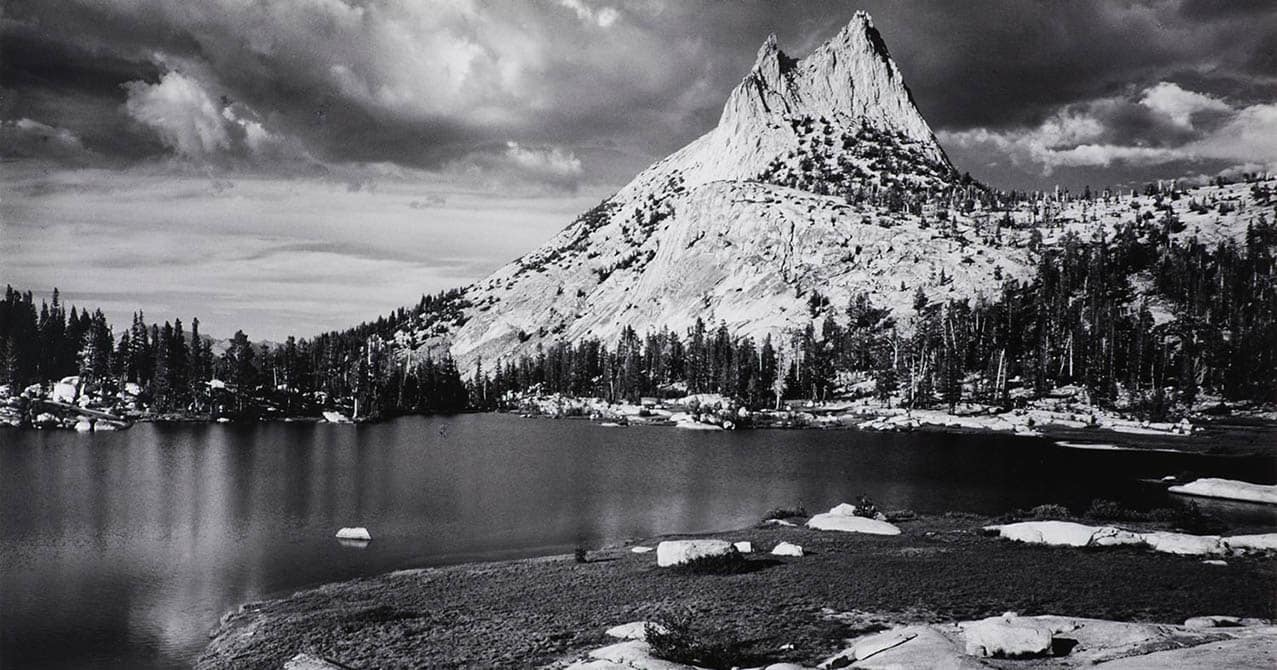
{"left": 199, "top": 507, "right": 1277, "bottom": 669}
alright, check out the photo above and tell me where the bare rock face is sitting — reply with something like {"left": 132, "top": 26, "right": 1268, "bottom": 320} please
{"left": 397, "top": 12, "right": 985, "bottom": 372}
{"left": 391, "top": 13, "right": 1268, "bottom": 376}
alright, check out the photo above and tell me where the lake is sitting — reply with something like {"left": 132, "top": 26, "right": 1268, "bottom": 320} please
{"left": 1, "top": 414, "right": 1274, "bottom": 668}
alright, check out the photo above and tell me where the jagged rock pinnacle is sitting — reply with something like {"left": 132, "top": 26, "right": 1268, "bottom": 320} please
{"left": 719, "top": 11, "right": 938, "bottom": 154}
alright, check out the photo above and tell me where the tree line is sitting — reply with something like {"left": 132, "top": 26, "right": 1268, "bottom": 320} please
{"left": 478, "top": 211, "right": 1277, "bottom": 415}
{"left": 0, "top": 287, "right": 467, "bottom": 420}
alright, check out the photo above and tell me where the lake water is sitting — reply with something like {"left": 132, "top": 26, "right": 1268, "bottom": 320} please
{"left": 2, "top": 414, "right": 1274, "bottom": 668}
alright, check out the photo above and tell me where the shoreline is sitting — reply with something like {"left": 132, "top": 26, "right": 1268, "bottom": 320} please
{"left": 8, "top": 405, "right": 1277, "bottom": 459}
{"left": 198, "top": 512, "right": 1277, "bottom": 669}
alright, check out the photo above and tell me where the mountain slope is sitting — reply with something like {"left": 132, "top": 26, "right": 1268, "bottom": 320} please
{"left": 396, "top": 12, "right": 1271, "bottom": 376}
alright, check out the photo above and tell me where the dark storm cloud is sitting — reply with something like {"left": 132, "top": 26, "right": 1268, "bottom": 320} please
{"left": 3, "top": 0, "right": 1274, "bottom": 188}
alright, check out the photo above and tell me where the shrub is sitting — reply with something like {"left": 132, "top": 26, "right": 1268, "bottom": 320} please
{"left": 647, "top": 611, "right": 753, "bottom": 670}
{"left": 763, "top": 505, "right": 807, "bottom": 520}
{"left": 1172, "top": 502, "right": 1227, "bottom": 535}
{"left": 1085, "top": 499, "right": 1128, "bottom": 520}
{"left": 1029, "top": 504, "right": 1071, "bottom": 520}
{"left": 574, "top": 546, "right": 588, "bottom": 563}
{"left": 853, "top": 495, "right": 879, "bottom": 519}
{"left": 672, "top": 550, "right": 751, "bottom": 575}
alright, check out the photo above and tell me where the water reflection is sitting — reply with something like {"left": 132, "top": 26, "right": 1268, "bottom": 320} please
{"left": 1, "top": 415, "right": 1273, "bottom": 669}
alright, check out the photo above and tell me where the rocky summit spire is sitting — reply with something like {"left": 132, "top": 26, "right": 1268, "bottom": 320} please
{"left": 717, "top": 11, "right": 944, "bottom": 163}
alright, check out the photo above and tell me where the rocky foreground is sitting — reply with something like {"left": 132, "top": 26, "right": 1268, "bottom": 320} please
{"left": 200, "top": 512, "right": 1276, "bottom": 669}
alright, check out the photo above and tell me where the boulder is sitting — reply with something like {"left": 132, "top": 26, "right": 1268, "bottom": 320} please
{"left": 334, "top": 527, "right": 372, "bottom": 541}
{"left": 583, "top": 640, "right": 689, "bottom": 670}
{"left": 655, "top": 539, "right": 733, "bottom": 567}
{"left": 1184, "top": 615, "right": 1241, "bottom": 629}
{"left": 284, "top": 653, "right": 348, "bottom": 670}
{"left": 1090, "top": 526, "right": 1146, "bottom": 547}
{"left": 733, "top": 541, "right": 754, "bottom": 553}
{"left": 629, "top": 545, "right": 654, "bottom": 553}
{"left": 771, "top": 541, "right": 804, "bottom": 557}
{"left": 1141, "top": 531, "right": 1224, "bottom": 556}
{"left": 807, "top": 507, "right": 901, "bottom": 535}
{"left": 962, "top": 615, "right": 1055, "bottom": 658}
{"left": 1168, "top": 478, "right": 1277, "bottom": 505}
{"left": 985, "top": 521, "right": 1100, "bottom": 547}
{"left": 605, "top": 621, "right": 667, "bottom": 641}
{"left": 1225, "top": 533, "right": 1277, "bottom": 554}
{"left": 51, "top": 381, "right": 78, "bottom": 403}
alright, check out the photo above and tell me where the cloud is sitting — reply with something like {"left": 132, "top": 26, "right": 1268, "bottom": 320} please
{"left": 122, "top": 70, "right": 310, "bottom": 167}
{"left": 940, "top": 82, "right": 1277, "bottom": 175}
{"left": 124, "top": 71, "right": 232, "bottom": 157}
{"left": 501, "top": 142, "right": 583, "bottom": 180}
{"left": 1139, "top": 82, "right": 1231, "bottom": 129}
{"left": 0, "top": 118, "right": 96, "bottom": 164}
{"left": 558, "top": 0, "right": 622, "bottom": 28}
{"left": 2, "top": 1, "right": 1275, "bottom": 191}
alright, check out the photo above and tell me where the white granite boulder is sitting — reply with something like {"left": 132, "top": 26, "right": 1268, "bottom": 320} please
{"left": 771, "top": 541, "right": 804, "bottom": 557}
{"left": 984, "top": 521, "right": 1099, "bottom": 547}
{"left": 733, "top": 541, "right": 754, "bottom": 553}
{"left": 655, "top": 539, "right": 733, "bottom": 567}
{"left": 961, "top": 615, "right": 1055, "bottom": 658}
{"left": 605, "top": 621, "right": 668, "bottom": 641}
{"left": 334, "top": 527, "right": 372, "bottom": 541}
{"left": 1168, "top": 478, "right": 1277, "bottom": 505}
{"left": 1225, "top": 533, "right": 1277, "bottom": 554}
{"left": 1141, "top": 531, "right": 1225, "bottom": 556}
{"left": 807, "top": 504, "right": 901, "bottom": 535}
{"left": 1089, "top": 526, "right": 1147, "bottom": 547}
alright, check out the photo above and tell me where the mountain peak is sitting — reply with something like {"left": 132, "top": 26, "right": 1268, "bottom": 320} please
{"left": 718, "top": 12, "right": 941, "bottom": 160}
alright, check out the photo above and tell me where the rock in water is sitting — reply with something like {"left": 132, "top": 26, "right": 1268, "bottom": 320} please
{"left": 655, "top": 539, "right": 733, "bottom": 567}
{"left": 1168, "top": 478, "right": 1277, "bottom": 505}
{"left": 334, "top": 527, "right": 372, "bottom": 542}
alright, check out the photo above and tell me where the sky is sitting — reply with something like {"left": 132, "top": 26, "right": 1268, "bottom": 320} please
{"left": 3, "top": 0, "right": 1275, "bottom": 340}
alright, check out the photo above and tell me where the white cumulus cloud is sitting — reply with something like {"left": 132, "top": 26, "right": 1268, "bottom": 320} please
{"left": 940, "top": 81, "right": 1277, "bottom": 175}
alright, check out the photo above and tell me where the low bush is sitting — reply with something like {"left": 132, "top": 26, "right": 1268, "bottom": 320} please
{"left": 1085, "top": 499, "right": 1128, "bottom": 520}
{"left": 573, "top": 546, "right": 588, "bottom": 563}
{"left": 1172, "top": 502, "right": 1228, "bottom": 535}
{"left": 671, "top": 550, "right": 752, "bottom": 575}
{"left": 1084, "top": 499, "right": 1198, "bottom": 525}
{"left": 1029, "top": 504, "right": 1072, "bottom": 520}
{"left": 852, "top": 495, "right": 880, "bottom": 519}
{"left": 647, "top": 611, "right": 754, "bottom": 670}
{"left": 763, "top": 505, "right": 807, "bottom": 520}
